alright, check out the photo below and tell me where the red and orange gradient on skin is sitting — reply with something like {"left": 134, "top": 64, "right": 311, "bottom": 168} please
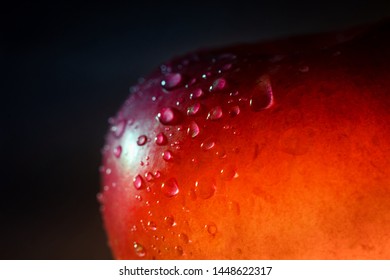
{"left": 99, "top": 22, "right": 390, "bottom": 259}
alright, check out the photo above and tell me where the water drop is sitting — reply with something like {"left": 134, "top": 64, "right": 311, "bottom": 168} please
{"left": 215, "top": 145, "right": 227, "bottom": 159}
{"left": 164, "top": 215, "right": 175, "bottom": 227}
{"left": 137, "top": 135, "right": 148, "bottom": 146}
{"left": 145, "top": 172, "right": 154, "bottom": 182}
{"left": 250, "top": 75, "right": 274, "bottom": 111}
{"left": 155, "top": 132, "right": 168, "bottom": 145}
{"left": 105, "top": 168, "right": 112, "bottom": 175}
{"left": 162, "top": 150, "right": 173, "bottom": 161}
{"left": 207, "top": 106, "right": 223, "bottom": 120}
{"left": 220, "top": 165, "right": 238, "bottom": 180}
{"left": 187, "top": 121, "right": 200, "bottom": 138}
{"left": 161, "top": 73, "right": 182, "bottom": 90}
{"left": 133, "top": 242, "right": 146, "bottom": 257}
{"left": 161, "top": 178, "right": 179, "bottom": 197}
{"left": 113, "top": 145, "right": 122, "bottom": 158}
{"left": 209, "top": 78, "right": 226, "bottom": 92}
{"left": 187, "top": 102, "right": 201, "bottom": 116}
{"left": 111, "top": 119, "right": 126, "bottom": 138}
{"left": 195, "top": 178, "right": 216, "bottom": 199}
{"left": 133, "top": 175, "right": 144, "bottom": 190}
{"left": 190, "top": 88, "right": 204, "bottom": 99}
{"left": 229, "top": 106, "right": 240, "bottom": 117}
{"left": 157, "top": 107, "right": 182, "bottom": 125}
{"left": 154, "top": 171, "right": 161, "bottom": 178}
{"left": 201, "top": 137, "right": 216, "bottom": 150}
{"left": 179, "top": 233, "right": 189, "bottom": 244}
{"left": 205, "top": 223, "right": 218, "bottom": 236}
{"left": 175, "top": 246, "right": 184, "bottom": 256}
{"left": 147, "top": 221, "right": 157, "bottom": 231}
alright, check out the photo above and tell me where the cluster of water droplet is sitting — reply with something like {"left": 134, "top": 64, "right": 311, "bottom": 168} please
{"left": 99, "top": 50, "right": 287, "bottom": 258}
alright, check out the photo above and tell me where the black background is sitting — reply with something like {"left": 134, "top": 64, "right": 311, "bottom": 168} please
{"left": 2, "top": 0, "right": 390, "bottom": 259}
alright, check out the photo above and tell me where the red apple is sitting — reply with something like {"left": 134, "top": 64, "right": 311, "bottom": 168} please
{"left": 99, "top": 21, "right": 390, "bottom": 259}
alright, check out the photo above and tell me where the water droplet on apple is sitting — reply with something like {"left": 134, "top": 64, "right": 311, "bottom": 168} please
{"left": 195, "top": 178, "right": 216, "bottom": 199}
{"left": 105, "top": 168, "right": 112, "bottom": 175}
{"left": 175, "top": 246, "right": 184, "bottom": 256}
{"left": 179, "top": 233, "right": 189, "bottom": 243}
{"left": 187, "top": 121, "right": 200, "bottom": 138}
{"left": 157, "top": 107, "right": 182, "bottom": 125}
{"left": 164, "top": 215, "right": 175, "bottom": 227}
{"left": 187, "top": 102, "right": 201, "bottom": 115}
{"left": 209, "top": 78, "right": 226, "bottom": 92}
{"left": 220, "top": 165, "right": 238, "bottom": 180}
{"left": 229, "top": 106, "right": 240, "bottom": 117}
{"left": 147, "top": 221, "right": 157, "bottom": 231}
{"left": 154, "top": 171, "right": 161, "bottom": 178}
{"left": 133, "top": 242, "right": 146, "bottom": 257}
{"left": 137, "top": 135, "right": 148, "bottom": 146}
{"left": 113, "top": 145, "right": 122, "bottom": 158}
{"left": 161, "top": 73, "right": 182, "bottom": 90}
{"left": 201, "top": 137, "right": 216, "bottom": 150}
{"left": 161, "top": 178, "right": 179, "bottom": 197}
{"left": 111, "top": 119, "right": 126, "bottom": 138}
{"left": 162, "top": 150, "right": 173, "bottom": 161}
{"left": 190, "top": 88, "right": 204, "bottom": 99}
{"left": 145, "top": 172, "right": 154, "bottom": 182}
{"left": 205, "top": 223, "right": 218, "bottom": 236}
{"left": 155, "top": 132, "right": 168, "bottom": 145}
{"left": 250, "top": 75, "right": 274, "bottom": 111}
{"left": 207, "top": 106, "right": 223, "bottom": 120}
{"left": 133, "top": 175, "right": 144, "bottom": 190}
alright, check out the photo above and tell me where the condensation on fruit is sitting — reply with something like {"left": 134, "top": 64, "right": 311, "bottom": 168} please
{"left": 209, "top": 78, "right": 226, "bottom": 92}
{"left": 162, "top": 150, "right": 173, "bottom": 161}
{"left": 250, "top": 75, "right": 274, "bottom": 111}
{"left": 187, "top": 121, "right": 200, "bottom": 138}
{"left": 161, "top": 178, "right": 179, "bottom": 197}
{"left": 190, "top": 88, "right": 204, "bottom": 99}
{"left": 205, "top": 223, "right": 218, "bottom": 236}
{"left": 157, "top": 107, "right": 182, "bottom": 125}
{"left": 195, "top": 178, "right": 216, "bottom": 199}
{"left": 137, "top": 135, "right": 148, "bottom": 146}
{"left": 133, "top": 242, "right": 146, "bottom": 257}
{"left": 201, "top": 137, "right": 216, "bottom": 150}
{"left": 161, "top": 73, "right": 182, "bottom": 90}
{"left": 111, "top": 119, "right": 126, "bottom": 138}
{"left": 147, "top": 221, "right": 157, "bottom": 231}
{"left": 207, "top": 106, "right": 223, "bottom": 120}
{"left": 133, "top": 174, "right": 144, "bottom": 190}
{"left": 164, "top": 215, "right": 176, "bottom": 227}
{"left": 155, "top": 132, "right": 168, "bottom": 145}
{"left": 187, "top": 102, "right": 201, "bottom": 116}
{"left": 113, "top": 145, "right": 122, "bottom": 158}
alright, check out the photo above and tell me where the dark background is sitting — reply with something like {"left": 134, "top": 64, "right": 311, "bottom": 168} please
{"left": 1, "top": 0, "right": 390, "bottom": 259}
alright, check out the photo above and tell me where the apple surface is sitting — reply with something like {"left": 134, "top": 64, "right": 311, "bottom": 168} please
{"left": 99, "top": 21, "right": 390, "bottom": 259}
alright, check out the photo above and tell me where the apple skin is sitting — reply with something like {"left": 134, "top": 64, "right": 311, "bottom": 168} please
{"left": 99, "top": 22, "right": 390, "bottom": 259}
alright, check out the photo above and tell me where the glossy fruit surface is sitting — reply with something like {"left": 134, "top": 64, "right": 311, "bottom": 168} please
{"left": 99, "top": 22, "right": 390, "bottom": 259}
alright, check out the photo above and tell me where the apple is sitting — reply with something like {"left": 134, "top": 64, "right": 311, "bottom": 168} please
{"left": 99, "top": 21, "right": 390, "bottom": 259}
